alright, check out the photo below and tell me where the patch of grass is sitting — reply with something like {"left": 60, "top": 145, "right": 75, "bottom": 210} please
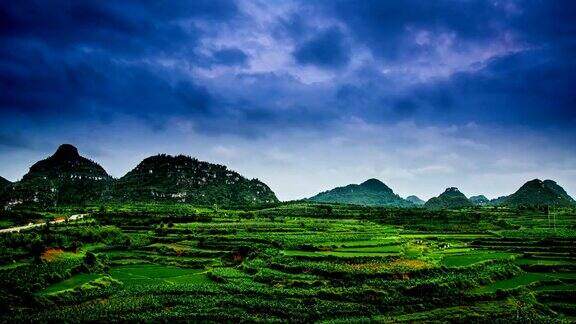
{"left": 536, "top": 284, "right": 576, "bottom": 291}
{"left": 474, "top": 272, "right": 576, "bottom": 292}
{"left": 442, "top": 252, "right": 515, "bottom": 267}
{"left": 109, "top": 264, "right": 208, "bottom": 286}
{"left": 41, "top": 273, "right": 103, "bottom": 294}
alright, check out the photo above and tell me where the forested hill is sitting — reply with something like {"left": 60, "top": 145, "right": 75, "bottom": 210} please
{"left": 0, "top": 176, "right": 11, "bottom": 197}
{"left": 406, "top": 195, "right": 425, "bottom": 206}
{"left": 0, "top": 176, "right": 10, "bottom": 189}
{"left": 1, "top": 144, "right": 113, "bottom": 207}
{"left": 469, "top": 195, "right": 490, "bottom": 206}
{"left": 307, "top": 178, "right": 413, "bottom": 207}
{"left": 112, "top": 154, "right": 278, "bottom": 206}
{"left": 0, "top": 145, "right": 278, "bottom": 208}
{"left": 424, "top": 187, "right": 473, "bottom": 209}
{"left": 501, "top": 179, "right": 575, "bottom": 207}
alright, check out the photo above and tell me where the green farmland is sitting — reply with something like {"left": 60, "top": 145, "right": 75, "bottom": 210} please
{"left": 0, "top": 203, "right": 575, "bottom": 322}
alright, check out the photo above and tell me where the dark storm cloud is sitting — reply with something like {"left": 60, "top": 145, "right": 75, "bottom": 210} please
{"left": 0, "top": 0, "right": 237, "bottom": 56}
{"left": 293, "top": 27, "right": 351, "bottom": 69}
{"left": 292, "top": 0, "right": 576, "bottom": 129}
{"left": 308, "top": 0, "right": 512, "bottom": 62}
{"left": 426, "top": 46, "right": 576, "bottom": 126}
{"left": 0, "top": 0, "right": 238, "bottom": 131}
{"left": 0, "top": 42, "right": 215, "bottom": 120}
{"left": 0, "top": 0, "right": 575, "bottom": 136}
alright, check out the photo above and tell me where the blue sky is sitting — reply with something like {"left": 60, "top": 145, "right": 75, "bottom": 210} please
{"left": 1, "top": 0, "right": 575, "bottom": 200}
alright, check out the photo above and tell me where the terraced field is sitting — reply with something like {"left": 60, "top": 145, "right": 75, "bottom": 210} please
{"left": 0, "top": 204, "right": 574, "bottom": 322}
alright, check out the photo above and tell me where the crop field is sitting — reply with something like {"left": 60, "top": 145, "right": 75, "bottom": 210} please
{"left": 0, "top": 203, "right": 575, "bottom": 322}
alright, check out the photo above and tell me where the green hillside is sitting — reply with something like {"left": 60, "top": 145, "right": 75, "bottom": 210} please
{"left": 406, "top": 195, "right": 425, "bottom": 205}
{"left": 502, "top": 179, "right": 575, "bottom": 207}
{"left": 2, "top": 144, "right": 112, "bottom": 207}
{"left": 425, "top": 187, "right": 473, "bottom": 209}
{"left": 469, "top": 195, "right": 490, "bottom": 206}
{"left": 0, "top": 176, "right": 10, "bottom": 191}
{"left": 112, "top": 154, "right": 278, "bottom": 206}
{"left": 307, "top": 178, "right": 413, "bottom": 207}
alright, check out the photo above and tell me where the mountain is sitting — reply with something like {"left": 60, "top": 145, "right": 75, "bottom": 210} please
{"left": 3, "top": 144, "right": 112, "bottom": 207}
{"left": 112, "top": 154, "right": 278, "bottom": 206}
{"left": 307, "top": 178, "right": 412, "bottom": 207}
{"left": 469, "top": 195, "right": 490, "bottom": 206}
{"left": 0, "top": 176, "right": 11, "bottom": 198}
{"left": 0, "top": 176, "right": 10, "bottom": 190}
{"left": 406, "top": 195, "right": 425, "bottom": 206}
{"left": 501, "top": 179, "right": 575, "bottom": 207}
{"left": 424, "top": 187, "right": 474, "bottom": 209}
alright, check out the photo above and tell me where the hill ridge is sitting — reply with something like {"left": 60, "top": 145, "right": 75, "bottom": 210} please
{"left": 307, "top": 179, "right": 412, "bottom": 207}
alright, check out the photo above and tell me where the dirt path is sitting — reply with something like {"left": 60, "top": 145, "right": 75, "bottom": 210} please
{"left": 0, "top": 214, "right": 88, "bottom": 233}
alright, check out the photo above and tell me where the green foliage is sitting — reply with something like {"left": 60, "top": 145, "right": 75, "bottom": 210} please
{"left": 0, "top": 203, "right": 574, "bottom": 321}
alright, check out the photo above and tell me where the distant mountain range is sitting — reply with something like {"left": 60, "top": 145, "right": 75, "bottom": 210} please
{"left": 307, "top": 178, "right": 413, "bottom": 207}
{"left": 307, "top": 179, "right": 575, "bottom": 209}
{"left": 0, "top": 144, "right": 278, "bottom": 208}
{"left": 1, "top": 144, "right": 574, "bottom": 209}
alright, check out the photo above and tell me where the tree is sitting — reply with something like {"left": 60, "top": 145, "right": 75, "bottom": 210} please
{"left": 84, "top": 252, "right": 97, "bottom": 268}
{"left": 30, "top": 239, "right": 46, "bottom": 263}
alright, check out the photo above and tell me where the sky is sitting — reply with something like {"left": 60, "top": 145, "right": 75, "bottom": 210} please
{"left": 1, "top": 0, "right": 575, "bottom": 201}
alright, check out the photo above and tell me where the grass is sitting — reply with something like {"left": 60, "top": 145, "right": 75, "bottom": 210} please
{"left": 474, "top": 272, "right": 576, "bottom": 292}
{"left": 441, "top": 252, "right": 516, "bottom": 267}
{"left": 536, "top": 284, "right": 576, "bottom": 291}
{"left": 109, "top": 264, "right": 209, "bottom": 286}
{"left": 1, "top": 203, "right": 575, "bottom": 322}
{"left": 514, "top": 258, "right": 575, "bottom": 266}
{"left": 41, "top": 273, "right": 103, "bottom": 294}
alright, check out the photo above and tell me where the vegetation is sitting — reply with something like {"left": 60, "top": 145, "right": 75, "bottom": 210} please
{"left": 0, "top": 202, "right": 574, "bottom": 322}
